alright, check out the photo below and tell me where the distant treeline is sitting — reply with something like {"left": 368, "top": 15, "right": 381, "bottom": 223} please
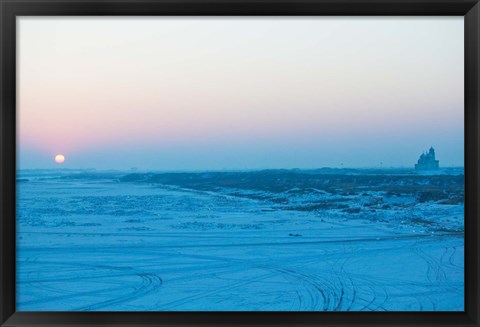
{"left": 120, "top": 170, "right": 464, "bottom": 203}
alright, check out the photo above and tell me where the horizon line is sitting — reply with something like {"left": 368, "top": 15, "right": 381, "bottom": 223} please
{"left": 16, "top": 166, "right": 466, "bottom": 173}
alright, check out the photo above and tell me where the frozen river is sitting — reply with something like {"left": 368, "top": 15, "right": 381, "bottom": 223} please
{"left": 16, "top": 169, "right": 464, "bottom": 311}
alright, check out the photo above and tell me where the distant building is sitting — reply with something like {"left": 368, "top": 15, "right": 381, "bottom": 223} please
{"left": 415, "top": 147, "right": 439, "bottom": 171}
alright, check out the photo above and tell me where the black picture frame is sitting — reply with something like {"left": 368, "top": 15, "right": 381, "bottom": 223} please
{"left": 1, "top": 1, "right": 479, "bottom": 326}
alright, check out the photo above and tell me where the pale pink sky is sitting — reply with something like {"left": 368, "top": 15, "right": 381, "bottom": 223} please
{"left": 17, "top": 17, "right": 464, "bottom": 170}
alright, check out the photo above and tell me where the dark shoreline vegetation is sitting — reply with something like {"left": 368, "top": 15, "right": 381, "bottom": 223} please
{"left": 119, "top": 169, "right": 464, "bottom": 204}
{"left": 17, "top": 168, "right": 465, "bottom": 233}
{"left": 118, "top": 169, "right": 465, "bottom": 234}
{"left": 17, "top": 168, "right": 465, "bottom": 208}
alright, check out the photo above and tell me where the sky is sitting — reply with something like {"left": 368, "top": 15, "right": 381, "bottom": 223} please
{"left": 17, "top": 17, "right": 464, "bottom": 171}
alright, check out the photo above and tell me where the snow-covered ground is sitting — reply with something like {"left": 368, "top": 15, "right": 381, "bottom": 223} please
{"left": 16, "top": 169, "right": 464, "bottom": 311}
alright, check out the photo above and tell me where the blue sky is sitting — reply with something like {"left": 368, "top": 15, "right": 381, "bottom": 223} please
{"left": 17, "top": 17, "right": 464, "bottom": 170}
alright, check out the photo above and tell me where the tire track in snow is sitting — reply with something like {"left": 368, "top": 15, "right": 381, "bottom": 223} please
{"left": 76, "top": 273, "right": 163, "bottom": 311}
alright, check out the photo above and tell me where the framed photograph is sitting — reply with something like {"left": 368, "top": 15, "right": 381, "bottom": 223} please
{"left": 1, "top": 0, "right": 479, "bottom": 326}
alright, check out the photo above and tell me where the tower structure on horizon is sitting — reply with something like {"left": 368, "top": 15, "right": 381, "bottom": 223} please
{"left": 415, "top": 147, "right": 439, "bottom": 171}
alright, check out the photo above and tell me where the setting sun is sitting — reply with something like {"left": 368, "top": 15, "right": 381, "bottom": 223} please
{"left": 55, "top": 154, "right": 65, "bottom": 164}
